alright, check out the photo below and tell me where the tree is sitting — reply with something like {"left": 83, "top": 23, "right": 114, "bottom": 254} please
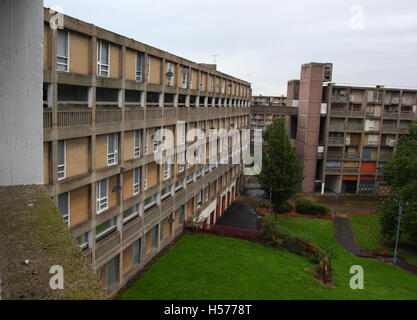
{"left": 257, "top": 118, "right": 303, "bottom": 210}
{"left": 380, "top": 119, "right": 417, "bottom": 242}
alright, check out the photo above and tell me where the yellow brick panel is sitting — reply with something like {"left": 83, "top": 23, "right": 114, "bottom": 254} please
{"left": 125, "top": 49, "right": 136, "bottom": 81}
{"left": 123, "top": 170, "right": 133, "bottom": 201}
{"left": 110, "top": 44, "right": 120, "bottom": 78}
{"left": 123, "top": 131, "right": 134, "bottom": 161}
{"left": 69, "top": 31, "right": 90, "bottom": 75}
{"left": 67, "top": 137, "right": 89, "bottom": 178}
{"left": 70, "top": 185, "right": 89, "bottom": 227}
{"left": 95, "top": 135, "right": 107, "bottom": 170}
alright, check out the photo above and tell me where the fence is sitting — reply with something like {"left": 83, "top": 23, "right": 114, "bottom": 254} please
{"left": 185, "top": 221, "right": 260, "bottom": 241}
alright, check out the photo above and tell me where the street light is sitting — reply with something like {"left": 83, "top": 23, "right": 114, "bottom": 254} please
{"left": 269, "top": 188, "right": 272, "bottom": 215}
{"left": 393, "top": 203, "right": 403, "bottom": 264}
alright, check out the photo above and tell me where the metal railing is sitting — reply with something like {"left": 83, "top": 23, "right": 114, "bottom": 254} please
{"left": 96, "top": 109, "right": 122, "bottom": 124}
{"left": 58, "top": 110, "right": 92, "bottom": 127}
{"left": 328, "top": 137, "right": 345, "bottom": 145}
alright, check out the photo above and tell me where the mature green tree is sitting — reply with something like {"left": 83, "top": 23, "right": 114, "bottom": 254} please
{"left": 257, "top": 118, "right": 303, "bottom": 209}
{"left": 380, "top": 119, "right": 417, "bottom": 242}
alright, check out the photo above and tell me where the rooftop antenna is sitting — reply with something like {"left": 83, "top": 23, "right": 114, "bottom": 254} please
{"left": 211, "top": 54, "right": 219, "bottom": 64}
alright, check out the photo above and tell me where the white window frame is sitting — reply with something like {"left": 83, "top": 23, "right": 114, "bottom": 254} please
{"left": 57, "top": 140, "right": 66, "bottom": 181}
{"left": 146, "top": 55, "right": 151, "bottom": 82}
{"left": 163, "top": 162, "right": 171, "bottom": 181}
{"left": 175, "top": 179, "right": 184, "bottom": 191}
{"left": 134, "top": 130, "right": 142, "bottom": 158}
{"left": 182, "top": 68, "right": 188, "bottom": 89}
{"left": 133, "top": 167, "right": 141, "bottom": 195}
{"left": 123, "top": 204, "right": 140, "bottom": 223}
{"left": 77, "top": 232, "right": 89, "bottom": 250}
{"left": 107, "top": 133, "right": 118, "bottom": 166}
{"left": 58, "top": 192, "right": 70, "bottom": 226}
{"left": 144, "top": 194, "right": 157, "bottom": 211}
{"left": 97, "top": 40, "right": 110, "bottom": 77}
{"left": 95, "top": 217, "right": 117, "bottom": 240}
{"left": 166, "top": 61, "right": 174, "bottom": 86}
{"left": 161, "top": 185, "right": 172, "bottom": 200}
{"left": 136, "top": 52, "right": 143, "bottom": 82}
{"left": 96, "top": 179, "right": 109, "bottom": 214}
{"left": 143, "top": 165, "right": 148, "bottom": 190}
{"left": 197, "top": 191, "right": 202, "bottom": 208}
{"left": 57, "top": 30, "right": 69, "bottom": 72}
{"left": 189, "top": 69, "right": 193, "bottom": 88}
{"left": 178, "top": 151, "right": 186, "bottom": 173}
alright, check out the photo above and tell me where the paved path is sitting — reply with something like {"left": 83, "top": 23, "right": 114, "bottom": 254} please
{"left": 216, "top": 202, "right": 261, "bottom": 231}
{"left": 333, "top": 215, "right": 417, "bottom": 276}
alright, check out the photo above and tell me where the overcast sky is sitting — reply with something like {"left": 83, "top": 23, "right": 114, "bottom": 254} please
{"left": 44, "top": 0, "right": 417, "bottom": 96}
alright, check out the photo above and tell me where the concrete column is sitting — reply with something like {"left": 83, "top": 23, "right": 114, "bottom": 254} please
{"left": 0, "top": 0, "right": 43, "bottom": 186}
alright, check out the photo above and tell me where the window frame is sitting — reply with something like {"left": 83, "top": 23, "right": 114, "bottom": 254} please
{"left": 134, "top": 130, "right": 142, "bottom": 158}
{"left": 96, "top": 178, "right": 109, "bottom": 214}
{"left": 57, "top": 140, "right": 66, "bottom": 181}
{"left": 57, "top": 29, "right": 69, "bottom": 72}
{"left": 58, "top": 192, "right": 70, "bottom": 226}
{"left": 97, "top": 40, "right": 110, "bottom": 77}
{"left": 95, "top": 217, "right": 117, "bottom": 240}
{"left": 107, "top": 133, "right": 118, "bottom": 166}
{"left": 136, "top": 52, "right": 143, "bottom": 82}
{"left": 123, "top": 203, "right": 140, "bottom": 223}
{"left": 133, "top": 167, "right": 141, "bottom": 196}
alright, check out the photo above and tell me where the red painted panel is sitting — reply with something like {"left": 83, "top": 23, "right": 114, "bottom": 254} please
{"left": 360, "top": 162, "right": 376, "bottom": 174}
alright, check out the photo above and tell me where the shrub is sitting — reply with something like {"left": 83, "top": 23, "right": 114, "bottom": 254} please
{"left": 276, "top": 201, "right": 293, "bottom": 214}
{"left": 282, "top": 236, "right": 307, "bottom": 255}
{"left": 295, "top": 198, "right": 329, "bottom": 216}
{"left": 258, "top": 200, "right": 270, "bottom": 208}
{"left": 295, "top": 198, "right": 314, "bottom": 214}
{"left": 260, "top": 215, "right": 280, "bottom": 241}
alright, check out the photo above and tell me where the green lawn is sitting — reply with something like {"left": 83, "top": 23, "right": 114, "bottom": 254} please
{"left": 350, "top": 214, "right": 417, "bottom": 266}
{"left": 120, "top": 221, "right": 417, "bottom": 299}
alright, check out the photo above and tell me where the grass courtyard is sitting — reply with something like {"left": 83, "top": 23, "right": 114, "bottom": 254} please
{"left": 120, "top": 217, "right": 417, "bottom": 300}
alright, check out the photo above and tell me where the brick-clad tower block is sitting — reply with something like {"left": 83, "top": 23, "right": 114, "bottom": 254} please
{"left": 296, "top": 63, "right": 332, "bottom": 193}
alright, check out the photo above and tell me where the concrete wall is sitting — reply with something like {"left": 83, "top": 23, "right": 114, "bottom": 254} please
{"left": 0, "top": 0, "right": 43, "bottom": 186}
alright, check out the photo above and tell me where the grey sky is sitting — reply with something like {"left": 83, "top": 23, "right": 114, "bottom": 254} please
{"left": 44, "top": 0, "right": 417, "bottom": 96}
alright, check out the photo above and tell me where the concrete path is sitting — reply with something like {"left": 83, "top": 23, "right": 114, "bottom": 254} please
{"left": 333, "top": 215, "right": 417, "bottom": 276}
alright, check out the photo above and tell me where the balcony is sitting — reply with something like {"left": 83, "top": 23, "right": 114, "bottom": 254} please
{"left": 381, "top": 125, "right": 397, "bottom": 133}
{"left": 399, "top": 112, "right": 416, "bottom": 119}
{"left": 379, "top": 154, "right": 393, "bottom": 162}
{"left": 328, "top": 124, "right": 345, "bottom": 131}
{"left": 327, "top": 152, "right": 344, "bottom": 160}
{"left": 125, "top": 108, "right": 144, "bottom": 121}
{"left": 95, "top": 230, "right": 121, "bottom": 260}
{"left": 146, "top": 107, "right": 163, "bottom": 120}
{"left": 122, "top": 215, "right": 143, "bottom": 243}
{"left": 343, "top": 167, "right": 359, "bottom": 174}
{"left": 326, "top": 166, "right": 342, "bottom": 173}
{"left": 398, "top": 126, "right": 409, "bottom": 134}
{"left": 344, "top": 152, "right": 361, "bottom": 160}
{"left": 333, "top": 96, "right": 348, "bottom": 104}
{"left": 383, "top": 111, "right": 399, "bottom": 119}
{"left": 348, "top": 110, "right": 365, "bottom": 117}
{"left": 163, "top": 107, "right": 177, "bottom": 119}
{"left": 346, "top": 123, "right": 363, "bottom": 131}
{"left": 330, "top": 109, "right": 347, "bottom": 117}
{"left": 328, "top": 137, "right": 345, "bottom": 145}
{"left": 96, "top": 109, "right": 122, "bottom": 124}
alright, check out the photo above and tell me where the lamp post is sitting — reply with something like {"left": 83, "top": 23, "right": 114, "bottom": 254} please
{"left": 393, "top": 204, "right": 403, "bottom": 264}
{"left": 269, "top": 188, "right": 272, "bottom": 215}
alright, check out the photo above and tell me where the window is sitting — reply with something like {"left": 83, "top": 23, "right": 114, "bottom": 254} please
{"left": 144, "top": 194, "right": 157, "bottom": 210}
{"left": 175, "top": 179, "right": 184, "bottom": 191}
{"left": 182, "top": 67, "right": 189, "bottom": 89}
{"left": 146, "top": 55, "right": 151, "bottom": 82}
{"left": 96, "top": 179, "right": 108, "bottom": 214}
{"left": 132, "top": 239, "right": 141, "bottom": 265}
{"left": 205, "top": 187, "right": 210, "bottom": 202}
{"left": 134, "top": 130, "right": 142, "bottom": 158}
{"left": 163, "top": 162, "right": 171, "bottom": 181}
{"left": 96, "top": 217, "right": 117, "bottom": 240}
{"left": 161, "top": 185, "right": 172, "bottom": 200}
{"left": 76, "top": 232, "right": 89, "bottom": 250}
{"left": 368, "top": 134, "right": 379, "bottom": 145}
{"left": 189, "top": 69, "right": 193, "bottom": 88}
{"left": 57, "top": 30, "right": 69, "bottom": 72}
{"left": 178, "top": 205, "right": 185, "bottom": 224}
{"left": 123, "top": 203, "right": 140, "bottom": 223}
{"left": 136, "top": 52, "right": 143, "bottom": 82}
{"left": 151, "top": 226, "right": 158, "bottom": 249}
{"left": 210, "top": 77, "right": 215, "bottom": 92}
{"left": 107, "top": 133, "right": 118, "bottom": 166}
{"left": 97, "top": 40, "right": 109, "bottom": 77}
{"left": 143, "top": 165, "right": 148, "bottom": 190}
{"left": 133, "top": 168, "right": 141, "bottom": 195}
{"left": 197, "top": 191, "right": 202, "bottom": 208}
{"left": 58, "top": 192, "right": 69, "bottom": 226}
{"left": 166, "top": 62, "right": 174, "bottom": 86}
{"left": 196, "top": 168, "right": 203, "bottom": 178}
{"left": 106, "top": 256, "right": 119, "bottom": 287}
{"left": 186, "top": 173, "right": 194, "bottom": 184}
{"left": 57, "top": 140, "right": 66, "bottom": 180}
{"left": 178, "top": 151, "right": 186, "bottom": 173}
{"left": 152, "top": 128, "right": 159, "bottom": 153}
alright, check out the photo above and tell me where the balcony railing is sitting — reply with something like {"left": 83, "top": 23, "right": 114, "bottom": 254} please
{"left": 326, "top": 166, "right": 342, "bottom": 173}
{"left": 379, "top": 154, "right": 393, "bottom": 162}
{"left": 328, "top": 137, "right": 345, "bottom": 145}
{"left": 348, "top": 110, "right": 365, "bottom": 117}
{"left": 125, "top": 108, "right": 144, "bottom": 121}
{"left": 398, "top": 126, "right": 409, "bottom": 133}
{"left": 346, "top": 123, "right": 363, "bottom": 131}
{"left": 43, "top": 110, "right": 52, "bottom": 128}
{"left": 96, "top": 109, "right": 122, "bottom": 124}
{"left": 399, "top": 112, "right": 416, "bottom": 119}
{"left": 95, "top": 231, "right": 120, "bottom": 260}
{"left": 146, "top": 107, "right": 163, "bottom": 120}
{"left": 381, "top": 125, "right": 397, "bottom": 133}
{"left": 58, "top": 110, "right": 92, "bottom": 127}
{"left": 330, "top": 109, "right": 347, "bottom": 117}
{"left": 343, "top": 167, "right": 359, "bottom": 173}
{"left": 327, "top": 152, "right": 344, "bottom": 160}
{"left": 344, "top": 152, "right": 361, "bottom": 160}
{"left": 383, "top": 111, "right": 399, "bottom": 119}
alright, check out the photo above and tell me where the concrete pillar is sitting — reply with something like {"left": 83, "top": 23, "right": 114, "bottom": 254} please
{"left": 0, "top": 0, "right": 43, "bottom": 186}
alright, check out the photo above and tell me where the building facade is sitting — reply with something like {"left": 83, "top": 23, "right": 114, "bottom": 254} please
{"left": 42, "top": 8, "right": 251, "bottom": 295}
{"left": 289, "top": 62, "right": 417, "bottom": 195}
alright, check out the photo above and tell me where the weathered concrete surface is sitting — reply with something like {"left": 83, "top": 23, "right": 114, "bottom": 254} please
{"left": 0, "top": 186, "right": 106, "bottom": 300}
{"left": 0, "top": 0, "right": 43, "bottom": 186}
